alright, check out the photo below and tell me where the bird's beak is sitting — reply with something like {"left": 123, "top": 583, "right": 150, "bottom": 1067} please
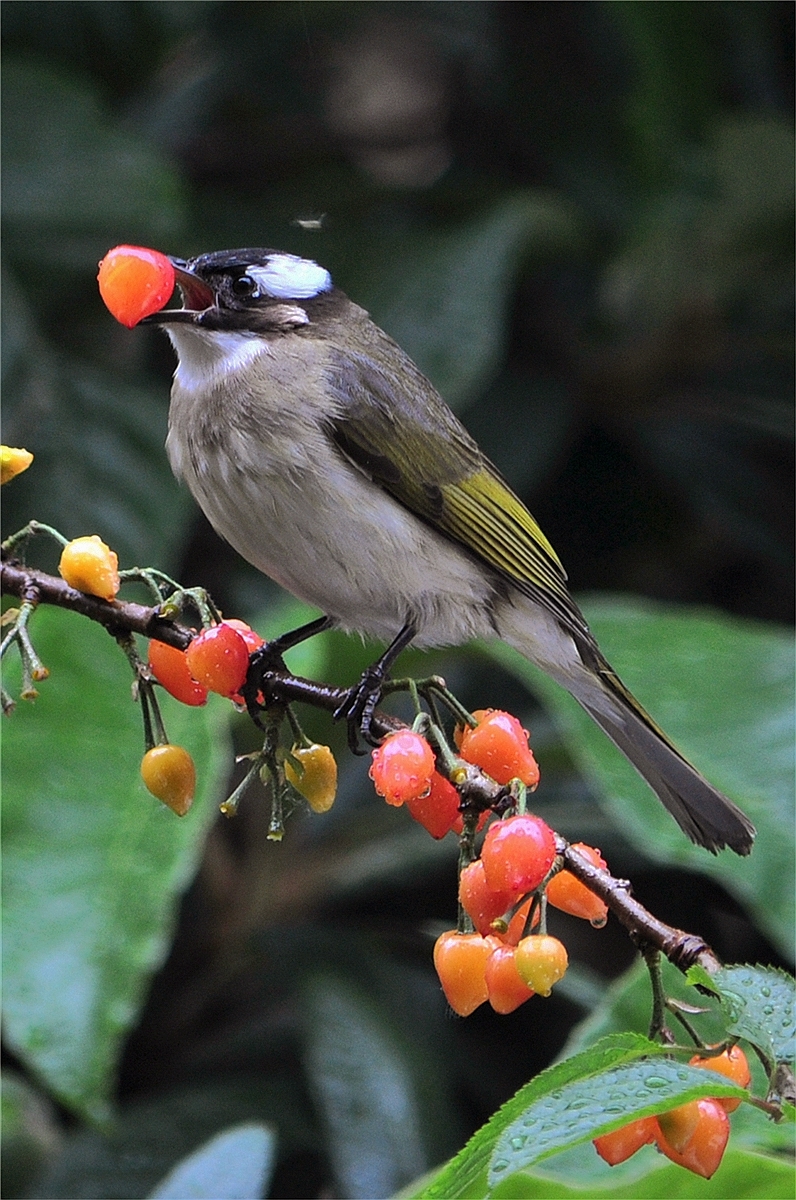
{"left": 141, "top": 258, "right": 215, "bottom": 324}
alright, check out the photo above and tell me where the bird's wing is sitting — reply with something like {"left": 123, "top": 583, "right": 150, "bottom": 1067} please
{"left": 326, "top": 347, "right": 591, "bottom": 639}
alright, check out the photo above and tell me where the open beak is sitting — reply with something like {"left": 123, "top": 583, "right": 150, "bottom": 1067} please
{"left": 141, "top": 258, "right": 215, "bottom": 324}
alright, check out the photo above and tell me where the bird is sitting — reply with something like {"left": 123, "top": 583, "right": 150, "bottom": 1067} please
{"left": 142, "top": 246, "right": 755, "bottom": 855}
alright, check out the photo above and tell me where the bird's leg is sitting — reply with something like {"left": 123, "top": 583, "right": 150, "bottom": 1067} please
{"left": 242, "top": 615, "right": 333, "bottom": 722}
{"left": 335, "top": 621, "right": 417, "bottom": 752}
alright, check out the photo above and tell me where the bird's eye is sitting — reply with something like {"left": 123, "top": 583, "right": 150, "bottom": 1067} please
{"left": 231, "top": 274, "right": 257, "bottom": 298}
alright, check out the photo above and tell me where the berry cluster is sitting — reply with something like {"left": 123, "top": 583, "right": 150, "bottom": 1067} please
{"left": 435, "top": 813, "right": 580, "bottom": 1017}
{"left": 593, "top": 1046, "right": 751, "bottom": 1179}
{"left": 370, "top": 710, "right": 538, "bottom": 839}
{"left": 369, "top": 711, "right": 611, "bottom": 1018}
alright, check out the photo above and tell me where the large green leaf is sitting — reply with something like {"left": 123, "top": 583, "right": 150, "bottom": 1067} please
{"left": 485, "top": 597, "right": 795, "bottom": 955}
{"left": 2, "top": 606, "right": 230, "bottom": 1122}
{"left": 414, "top": 1034, "right": 664, "bottom": 1199}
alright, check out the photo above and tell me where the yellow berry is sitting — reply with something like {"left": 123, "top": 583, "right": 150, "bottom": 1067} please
{"left": 140, "top": 744, "right": 196, "bottom": 816}
{"left": 59, "top": 536, "right": 120, "bottom": 601}
{"left": 1, "top": 446, "right": 34, "bottom": 485}
{"left": 285, "top": 743, "right": 337, "bottom": 813}
{"left": 514, "top": 934, "right": 568, "bottom": 996}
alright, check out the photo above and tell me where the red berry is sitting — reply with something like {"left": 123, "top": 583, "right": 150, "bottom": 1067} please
{"left": 485, "top": 941, "right": 534, "bottom": 1014}
{"left": 594, "top": 1117, "right": 657, "bottom": 1165}
{"left": 141, "top": 744, "right": 196, "bottom": 816}
{"left": 655, "top": 1099, "right": 730, "bottom": 1179}
{"left": 546, "top": 842, "right": 609, "bottom": 925}
{"left": 688, "top": 1046, "right": 751, "bottom": 1112}
{"left": 481, "top": 814, "right": 556, "bottom": 894}
{"left": 514, "top": 934, "right": 568, "bottom": 996}
{"left": 369, "top": 731, "right": 435, "bottom": 806}
{"left": 458, "top": 859, "right": 519, "bottom": 936}
{"left": 405, "top": 770, "right": 461, "bottom": 838}
{"left": 458, "top": 709, "right": 540, "bottom": 787}
{"left": 148, "top": 640, "right": 208, "bottom": 706}
{"left": 98, "top": 245, "right": 175, "bottom": 327}
{"left": 433, "top": 930, "right": 491, "bottom": 1016}
{"left": 223, "top": 620, "right": 265, "bottom": 704}
{"left": 185, "top": 623, "right": 250, "bottom": 697}
{"left": 223, "top": 618, "right": 265, "bottom": 653}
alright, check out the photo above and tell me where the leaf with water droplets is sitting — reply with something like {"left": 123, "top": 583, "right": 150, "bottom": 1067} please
{"left": 487, "top": 1060, "right": 744, "bottom": 1190}
{"left": 686, "top": 963, "right": 795, "bottom": 1067}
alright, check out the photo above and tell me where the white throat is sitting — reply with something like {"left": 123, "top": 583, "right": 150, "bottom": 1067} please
{"left": 166, "top": 326, "right": 267, "bottom": 394}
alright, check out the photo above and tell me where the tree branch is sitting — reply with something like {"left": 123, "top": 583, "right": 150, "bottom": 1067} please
{"left": 2, "top": 555, "right": 726, "bottom": 981}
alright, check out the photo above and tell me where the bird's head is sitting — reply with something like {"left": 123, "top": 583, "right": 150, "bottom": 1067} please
{"left": 143, "top": 248, "right": 336, "bottom": 334}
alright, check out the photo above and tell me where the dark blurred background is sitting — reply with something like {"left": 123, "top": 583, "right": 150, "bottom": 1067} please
{"left": 2, "top": 3, "right": 793, "bottom": 1197}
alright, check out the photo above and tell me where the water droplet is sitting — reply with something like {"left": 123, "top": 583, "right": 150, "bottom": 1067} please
{"left": 510, "top": 1136, "right": 526, "bottom": 1151}
{"left": 644, "top": 1076, "right": 668, "bottom": 1088}
{"left": 590, "top": 914, "right": 607, "bottom": 928}
{"left": 761, "top": 986, "right": 771, "bottom": 997}
{"left": 492, "top": 1159, "right": 509, "bottom": 1174}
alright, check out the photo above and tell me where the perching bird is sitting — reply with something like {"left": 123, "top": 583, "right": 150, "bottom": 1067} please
{"left": 143, "top": 247, "right": 755, "bottom": 855}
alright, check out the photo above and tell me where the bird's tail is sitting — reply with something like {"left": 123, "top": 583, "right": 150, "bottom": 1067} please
{"left": 572, "top": 649, "right": 756, "bottom": 855}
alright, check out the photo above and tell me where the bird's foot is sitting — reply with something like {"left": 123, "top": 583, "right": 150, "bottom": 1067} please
{"left": 240, "top": 643, "right": 288, "bottom": 726}
{"left": 334, "top": 665, "right": 386, "bottom": 754}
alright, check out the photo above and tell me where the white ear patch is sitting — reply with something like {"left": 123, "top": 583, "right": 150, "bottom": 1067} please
{"left": 248, "top": 255, "right": 332, "bottom": 300}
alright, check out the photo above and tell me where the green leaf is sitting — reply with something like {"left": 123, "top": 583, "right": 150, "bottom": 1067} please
{"left": 487, "top": 1060, "right": 744, "bottom": 1189}
{"left": 561, "top": 958, "right": 793, "bottom": 1167}
{"left": 487, "top": 1149, "right": 796, "bottom": 1199}
{"left": 485, "top": 597, "right": 795, "bottom": 955}
{"left": 415, "top": 1034, "right": 664, "bottom": 1199}
{"left": 2, "top": 607, "right": 230, "bottom": 1122}
{"left": 148, "top": 1123, "right": 276, "bottom": 1200}
{"left": 686, "top": 965, "right": 796, "bottom": 1068}
{"left": 300, "top": 974, "right": 429, "bottom": 1200}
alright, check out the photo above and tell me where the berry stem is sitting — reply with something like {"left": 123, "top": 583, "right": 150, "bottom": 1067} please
{"left": 1, "top": 519, "right": 69, "bottom": 557}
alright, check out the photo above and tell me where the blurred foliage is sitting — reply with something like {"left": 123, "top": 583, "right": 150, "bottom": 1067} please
{"left": 1, "top": 3, "right": 793, "bottom": 1197}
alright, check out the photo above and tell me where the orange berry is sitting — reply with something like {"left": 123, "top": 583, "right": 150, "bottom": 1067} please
{"left": 285, "top": 743, "right": 337, "bottom": 813}
{"left": 433, "top": 930, "right": 491, "bottom": 1016}
{"left": 140, "top": 744, "right": 196, "bottom": 816}
{"left": 148, "top": 640, "right": 208, "bottom": 706}
{"left": 59, "top": 535, "right": 120, "bottom": 601}
{"left": 688, "top": 1046, "right": 751, "bottom": 1112}
{"left": 459, "top": 858, "right": 519, "bottom": 936}
{"left": 98, "top": 245, "right": 175, "bottom": 327}
{"left": 485, "top": 941, "right": 534, "bottom": 1014}
{"left": 656, "top": 1100, "right": 701, "bottom": 1152}
{"left": 655, "top": 1099, "right": 730, "bottom": 1179}
{"left": 546, "top": 843, "right": 609, "bottom": 925}
{"left": 458, "top": 709, "right": 540, "bottom": 787}
{"left": 593, "top": 1116, "right": 657, "bottom": 1165}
